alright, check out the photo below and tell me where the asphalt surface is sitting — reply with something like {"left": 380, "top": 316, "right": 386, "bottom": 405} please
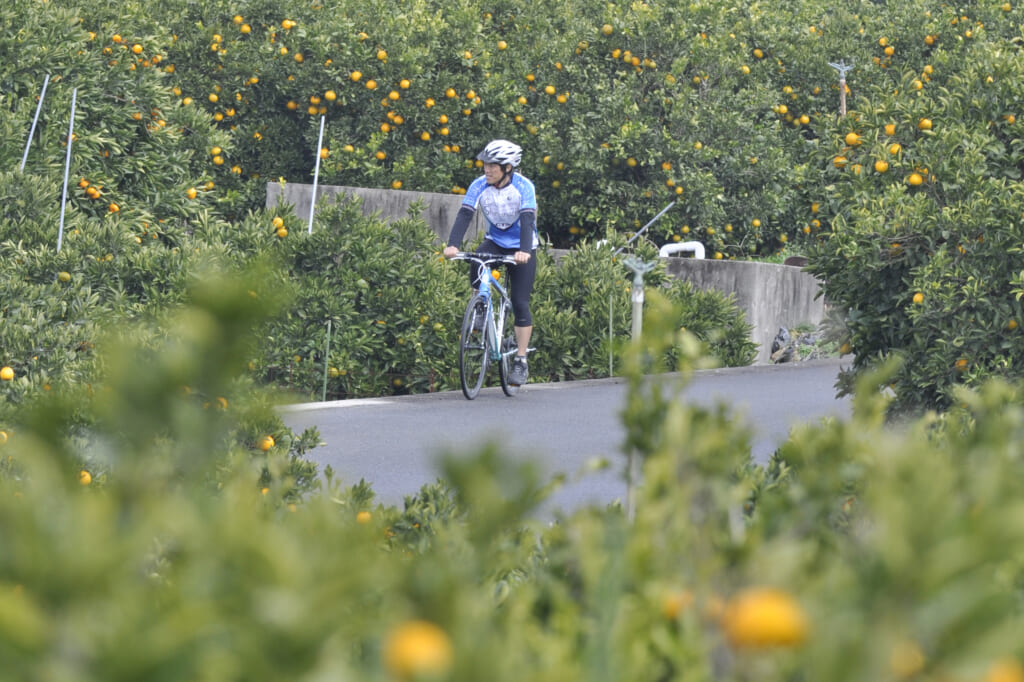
{"left": 281, "top": 358, "right": 851, "bottom": 516}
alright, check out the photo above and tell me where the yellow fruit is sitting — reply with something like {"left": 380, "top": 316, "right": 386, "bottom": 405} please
{"left": 272, "top": 216, "right": 284, "bottom": 228}
{"left": 350, "top": 70, "right": 362, "bottom": 82}
{"left": 917, "top": 117, "right": 933, "bottom": 130}
{"left": 1007, "top": 320, "right": 1019, "bottom": 331}
{"left": 376, "top": 49, "right": 387, "bottom": 61}
{"left": 544, "top": 85, "right": 556, "bottom": 95}
{"left": 356, "top": 510, "right": 372, "bottom": 524}
{"left": 187, "top": 187, "right": 198, "bottom": 199}
{"left": 721, "top": 588, "right": 808, "bottom": 648}
{"left": 889, "top": 143, "right": 902, "bottom": 155}
{"left": 955, "top": 358, "right": 968, "bottom": 372}
{"left": 840, "top": 342, "right": 852, "bottom": 355}
{"left": 874, "top": 159, "right": 889, "bottom": 173}
{"left": 392, "top": 180, "right": 402, "bottom": 189}
{"left": 844, "top": 131, "right": 861, "bottom": 146}
{"left": 912, "top": 292, "right": 924, "bottom": 304}
{"left": 132, "top": 43, "right": 143, "bottom": 54}
{"left": 0, "top": 367, "right": 13, "bottom": 381}
{"left": 325, "top": 90, "right": 336, "bottom": 101}
{"left": 276, "top": 227, "right": 288, "bottom": 238}
{"left": 885, "top": 123, "right": 896, "bottom": 136}
{"left": 497, "top": 40, "right": 508, "bottom": 50}
{"left": 258, "top": 435, "right": 275, "bottom": 451}
{"left": 58, "top": 271, "right": 71, "bottom": 283}
{"left": 382, "top": 621, "right": 454, "bottom": 680}
{"left": 662, "top": 589, "right": 694, "bottom": 620}
{"left": 365, "top": 79, "right": 377, "bottom": 90}
{"left": 753, "top": 48, "right": 764, "bottom": 59}
{"left": 907, "top": 172, "right": 924, "bottom": 186}
{"left": 833, "top": 155, "right": 848, "bottom": 168}
{"left": 79, "top": 470, "right": 92, "bottom": 485}
{"left": 752, "top": 218, "right": 761, "bottom": 227}
{"left": 602, "top": 23, "right": 613, "bottom": 35}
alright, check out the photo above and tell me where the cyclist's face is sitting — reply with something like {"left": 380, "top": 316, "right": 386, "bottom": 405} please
{"left": 483, "top": 162, "right": 511, "bottom": 186}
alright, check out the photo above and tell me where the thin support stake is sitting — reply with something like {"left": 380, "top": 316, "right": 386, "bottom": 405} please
{"left": 609, "top": 292, "right": 614, "bottom": 377}
{"left": 308, "top": 115, "right": 326, "bottom": 235}
{"left": 321, "top": 319, "right": 332, "bottom": 402}
{"left": 57, "top": 88, "right": 78, "bottom": 254}
{"left": 21, "top": 74, "right": 50, "bottom": 172}
{"left": 613, "top": 201, "right": 676, "bottom": 256}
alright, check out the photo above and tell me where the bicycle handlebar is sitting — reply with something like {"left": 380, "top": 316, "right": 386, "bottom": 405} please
{"left": 451, "top": 251, "right": 518, "bottom": 266}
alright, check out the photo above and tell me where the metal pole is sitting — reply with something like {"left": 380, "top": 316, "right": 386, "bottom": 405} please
{"left": 321, "top": 319, "right": 332, "bottom": 402}
{"left": 609, "top": 292, "right": 614, "bottom": 377}
{"left": 308, "top": 115, "right": 326, "bottom": 235}
{"left": 20, "top": 74, "right": 50, "bottom": 172}
{"left": 613, "top": 201, "right": 676, "bottom": 256}
{"left": 829, "top": 60, "right": 854, "bottom": 118}
{"left": 57, "top": 88, "right": 77, "bottom": 254}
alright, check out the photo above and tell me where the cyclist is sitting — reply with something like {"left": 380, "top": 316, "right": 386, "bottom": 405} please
{"left": 443, "top": 139, "right": 537, "bottom": 386}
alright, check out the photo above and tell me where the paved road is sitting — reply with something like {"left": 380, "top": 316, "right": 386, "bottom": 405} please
{"left": 281, "top": 358, "right": 851, "bottom": 516}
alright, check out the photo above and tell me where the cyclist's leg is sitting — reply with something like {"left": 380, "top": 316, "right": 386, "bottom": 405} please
{"left": 508, "top": 249, "right": 537, "bottom": 357}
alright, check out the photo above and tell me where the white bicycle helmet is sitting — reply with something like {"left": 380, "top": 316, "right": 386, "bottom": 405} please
{"left": 477, "top": 139, "right": 522, "bottom": 167}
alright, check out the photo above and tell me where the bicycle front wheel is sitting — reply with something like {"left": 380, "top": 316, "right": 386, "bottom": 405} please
{"left": 497, "top": 299, "right": 519, "bottom": 397}
{"left": 459, "top": 295, "right": 489, "bottom": 399}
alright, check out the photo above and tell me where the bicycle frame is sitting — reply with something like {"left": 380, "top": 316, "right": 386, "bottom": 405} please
{"left": 460, "top": 253, "right": 516, "bottom": 363}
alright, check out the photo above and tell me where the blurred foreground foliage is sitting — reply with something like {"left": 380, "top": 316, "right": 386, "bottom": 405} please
{"left": 0, "top": 277, "right": 1021, "bottom": 681}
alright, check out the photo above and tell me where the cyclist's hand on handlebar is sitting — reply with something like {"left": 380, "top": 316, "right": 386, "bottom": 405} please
{"left": 513, "top": 251, "right": 531, "bottom": 264}
{"left": 443, "top": 245, "right": 459, "bottom": 259}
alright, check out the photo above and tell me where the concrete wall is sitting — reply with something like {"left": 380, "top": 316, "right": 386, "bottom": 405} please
{"left": 269, "top": 183, "right": 824, "bottom": 364}
{"left": 266, "top": 182, "right": 486, "bottom": 245}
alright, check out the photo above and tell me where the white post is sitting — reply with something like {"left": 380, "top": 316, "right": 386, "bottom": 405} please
{"left": 21, "top": 74, "right": 50, "bottom": 172}
{"left": 308, "top": 115, "right": 326, "bottom": 235}
{"left": 57, "top": 88, "right": 77, "bottom": 253}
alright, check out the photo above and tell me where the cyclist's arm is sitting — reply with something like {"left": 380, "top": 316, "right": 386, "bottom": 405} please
{"left": 445, "top": 206, "right": 476, "bottom": 252}
{"left": 519, "top": 210, "right": 536, "bottom": 253}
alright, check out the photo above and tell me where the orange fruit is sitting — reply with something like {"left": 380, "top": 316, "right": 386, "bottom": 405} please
{"left": 350, "top": 70, "right": 362, "bottom": 82}
{"left": 79, "top": 470, "right": 92, "bottom": 485}
{"left": 912, "top": 292, "right": 924, "bottom": 304}
{"left": 844, "top": 131, "right": 861, "bottom": 146}
{"left": 721, "top": 588, "right": 808, "bottom": 648}
{"left": 187, "top": 187, "right": 198, "bottom": 199}
{"left": 258, "top": 435, "right": 275, "bottom": 451}
{"left": 356, "top": 510, "right": 372, "bottom": 523}
{"left": 601, "top": 23, "right": 613, "bottom": 35}
{"left": 382, "top": 621, "right": 453, "bottom": 680}
{"left": 0, "top": 367, "right": 13, "bottom": 381}
{"left": 907, "top": 172, "right": 924, "bottom": 186}
{"left": 917, "top": 117, "right": 933, "bottom": 130}
{"left": 874, "top": 159, "right": 889, "bottom": 173}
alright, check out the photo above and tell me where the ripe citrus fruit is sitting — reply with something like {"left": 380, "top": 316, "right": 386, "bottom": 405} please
{"left": 382, "top": 621, "right": 454, "bottom": 680}
{"left": 0, "top": 367, "right": 13, "bottom": 381}
{"left": 80, "top": 470, "right": 92, "bottom": 485}
{"left": 917, "top": 117, "right": 933, "bottom": 130}
{"left": 258, "top": 435, "right": 275, "bottom": 451}
{"left": 874, "top": 159, "right": 889, "bottom": 173}
{"left": 912, "top": 292, "right": 924, "bottom": 304}
{"left": 57, "top": 271, "right": 71, "bottom": 283}
{"left": 907, "top": 172, "right": 924, "bottom": 186}
{"left": 721, "top": 587, "right": 808, "bottom": 648}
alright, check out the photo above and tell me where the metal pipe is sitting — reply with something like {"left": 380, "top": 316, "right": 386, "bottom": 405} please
{"left": 20, "top": 74, "right": 50, "bottom": 172}
{"left": 57, "top": 88, "right": 77, "bottom": 253}
{"left": 308, "top": 115, "right": 326, "bottom": 234}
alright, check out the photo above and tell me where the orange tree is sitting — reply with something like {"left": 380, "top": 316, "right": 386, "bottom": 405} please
{"left": 803, "top": 1, "right": 1024, "bottom": 413}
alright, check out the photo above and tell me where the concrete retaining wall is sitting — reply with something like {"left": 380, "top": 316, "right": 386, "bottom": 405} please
{"left": 269, "top": 183, "right": 825, "bottom": 364}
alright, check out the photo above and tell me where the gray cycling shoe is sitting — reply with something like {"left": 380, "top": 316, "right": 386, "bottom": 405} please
{"left": 508, "top": 356, "right": 528, "bottom": 386}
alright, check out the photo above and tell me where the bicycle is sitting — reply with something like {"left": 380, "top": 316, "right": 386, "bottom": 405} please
{"left": 451, "top": 251, "right": 527, "bottom": 400}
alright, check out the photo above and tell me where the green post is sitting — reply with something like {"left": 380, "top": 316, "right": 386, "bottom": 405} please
{"left": 321, "top": 319, "right": 332, "bottom": 402}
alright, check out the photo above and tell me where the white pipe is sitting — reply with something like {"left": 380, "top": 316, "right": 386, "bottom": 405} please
{"left": 57, "top": 88, "right": 77, "bottom": 253}
{"left": 21, "top": 74, "right": 50, "bottom": 172}
{"left": 308, "top": 115, "right": 326, "bottom": 234}
{"left": 659, "top": 241, "right": 705, "bottom": 259}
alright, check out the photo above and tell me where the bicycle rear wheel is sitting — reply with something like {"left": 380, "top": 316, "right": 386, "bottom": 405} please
{"left": 497, "top": 299, "right": 519, "bottom": 397}
{"left": 459, "top": 295, "right": 489, "bottom": 399}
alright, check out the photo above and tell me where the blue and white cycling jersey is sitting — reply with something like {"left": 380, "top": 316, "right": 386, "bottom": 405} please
{"left": 461, "top": 173, "right": 538, "bottom": 250}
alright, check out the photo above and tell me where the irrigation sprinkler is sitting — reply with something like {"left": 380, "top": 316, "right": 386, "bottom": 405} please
{"left": 607, "top": 201, "right": 676, "bottom": 375}
{"left": 57, "top": 88, "right": 78, "bottom": 254}
{"left": 308, "top": 115, "right": 326, "bottom": 234}
{"left": 621, "top": 255, "right": 658, "bottom": 341}
{"left": 20, "top": 74, "right": 50, "bottom": 172}
{"left": 829, "top": 59, "right": 854, "bottom": 117}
